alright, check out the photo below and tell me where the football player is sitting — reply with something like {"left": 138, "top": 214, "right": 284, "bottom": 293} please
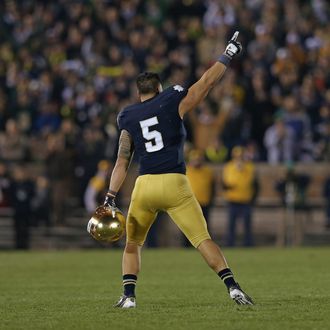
{"left": 105, "top": 31, "right": 254, "bottom": 308}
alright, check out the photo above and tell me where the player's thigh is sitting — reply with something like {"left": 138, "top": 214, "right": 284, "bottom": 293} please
{"left": 126, "top": 199, "right": 157, "bottom": 246}
{"left": 167, "top": 195, "right": 211, "bottom": 248}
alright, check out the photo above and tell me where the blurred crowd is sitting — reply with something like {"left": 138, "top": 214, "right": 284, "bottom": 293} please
{"left": 0, "top": 0, "right": 330, "bottom": 234}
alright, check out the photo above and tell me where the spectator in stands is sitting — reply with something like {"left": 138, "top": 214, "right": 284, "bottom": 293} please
{"left": 323, "top": 177, "right": 330, "bottom": 229}
{"left": 59, "top": 119, "right": 79, "bottom": 150}
{"left": 314, "top": 104, "right": 330, "bottom": 161}
{"left": 275, "top": 165, "right": 310, "bottom": 246}
{"left": 34, "top": 101, "right": 61, "bottom": 134}
{"left": 0, "top": 88, "right": 7, "bottom": 131}
{"left": 46, "top": 133, "right": 74, "bottom": 226}
{"left": 103, "top": 112, "right": 120, "bottom": 162}
{"left": 84, "top": 160, "right": 111, "bottom": 214}
{"left": 75, "top": 126, "right": 106, "bottom": 203}
{"left": 276, "top": 166, "right": 310, "bottom": 210}
{"left": 245, "top": 67, "right": 275, "bottom": 157}
{"left": 31, "top": 176, "right": 51, "bottom": 228}
{"left": 299, "top": 74, "right": 322, "bottom": 130}
{"left": 281, "top": 95, "right": 313, "bottom": 161}
{"left": 186, "top": 149, "right": 215, "bottom": 223}
{"left": 0, "top": 119, "right": 28, "bottom": 163}
{"left": 271, "top": 57, "right": 300, "bottom": 107}
{"left": 264, "top": 113, "right": 295, "bottom": 164}
{"left": 29, "top": 131, "right": 50, "bottom": 162}
{"left": 0, "top": 162, "right": 10, "bottom": 207}
{"left": 245, "top": 141, "right": 261, "bottom": 162}
{"left": 214, "top": 81, "right": 246, "bottom": 150}
{"left": 8, "top": 165, "right": 34, "bottom": 249}
{"left": 189, "top": 97, "right": 232, "bottom": 151}
{"left": 222, "top": 146, "right": 258, "bottom": 247}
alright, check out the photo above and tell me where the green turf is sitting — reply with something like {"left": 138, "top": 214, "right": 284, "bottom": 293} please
{"left": 0, "top": 248, "right": 330, "bottom": 330}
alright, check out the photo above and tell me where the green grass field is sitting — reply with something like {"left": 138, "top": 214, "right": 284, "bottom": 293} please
{"left": 0, "top": 248, "right": 330, "bottom": 330}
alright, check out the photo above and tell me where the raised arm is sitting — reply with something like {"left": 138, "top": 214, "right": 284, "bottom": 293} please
{"left": 103, "top": 129, "right": 134, "bottom": 209}
{"left": 178, "top": 31, "right": 242, "bottom": 119}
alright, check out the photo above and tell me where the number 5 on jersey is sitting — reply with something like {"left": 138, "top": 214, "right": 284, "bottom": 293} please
{"left": 140, "top": 116, "right": 164, "bottom": 152}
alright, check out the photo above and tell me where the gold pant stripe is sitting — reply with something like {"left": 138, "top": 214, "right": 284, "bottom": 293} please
{"left": 126, "top": 173, "right": 211, "bottom": 248}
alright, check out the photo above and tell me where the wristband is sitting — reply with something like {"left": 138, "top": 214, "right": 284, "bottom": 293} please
{"left": 106, "top": 190, "right": 117, "bottom": 198}
{"left": 218, "top": 54, "right": 231, "bottom": 66}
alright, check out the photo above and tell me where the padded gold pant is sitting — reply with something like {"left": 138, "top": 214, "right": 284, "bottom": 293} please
{"left": 126, "top": 173, "right": 211, "bottom": 248}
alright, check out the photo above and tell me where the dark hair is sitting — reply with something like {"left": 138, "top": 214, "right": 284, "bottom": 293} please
{"left": 136, "top": 72, "right": 161, "bottom": 94}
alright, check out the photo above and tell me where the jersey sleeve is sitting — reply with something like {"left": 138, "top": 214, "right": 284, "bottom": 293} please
{"left": 171, "top": 85, "right": 188, "bottom": 104}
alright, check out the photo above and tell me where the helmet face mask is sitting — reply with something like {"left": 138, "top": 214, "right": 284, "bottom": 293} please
{"left": 87, "top": 205, "right": 126, "bottom": 243}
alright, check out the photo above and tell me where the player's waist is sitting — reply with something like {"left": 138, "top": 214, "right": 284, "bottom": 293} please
{"left": 138, "top": 172, "right": 186, "bottom": 179}
{"left": 138, "top": 161, "right": 186, "bottom": 176}
{"left": 138, "top": 166, "right": 186, "bottom": 176}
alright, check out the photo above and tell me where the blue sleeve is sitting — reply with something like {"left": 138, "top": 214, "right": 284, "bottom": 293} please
{"left": 171, "top": 85, "right": 188, "bottom": 104}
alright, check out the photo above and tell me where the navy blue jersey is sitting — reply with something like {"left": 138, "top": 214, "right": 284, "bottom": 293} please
{"left": 117, "top": 85, "right": 188, "bottom": 175}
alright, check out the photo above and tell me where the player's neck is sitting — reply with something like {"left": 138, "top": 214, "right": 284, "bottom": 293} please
{"left": 140, "top": 92, "right": 157, "bottom": 102}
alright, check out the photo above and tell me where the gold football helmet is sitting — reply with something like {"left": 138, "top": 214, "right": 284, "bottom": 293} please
{"left": 87, "top": 205, "right": 126, "bottom": 243}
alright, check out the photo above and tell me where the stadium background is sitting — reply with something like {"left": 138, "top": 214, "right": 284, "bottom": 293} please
{"left": 1, "top": 1, "right": 330, "bottom": 329}
{"left": 0, "top": 0, "right": 329, "bottom": 249}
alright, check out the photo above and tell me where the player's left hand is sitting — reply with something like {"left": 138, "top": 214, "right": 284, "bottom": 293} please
{"left": 223, "top": 31, "right": 242, "bottom": 59}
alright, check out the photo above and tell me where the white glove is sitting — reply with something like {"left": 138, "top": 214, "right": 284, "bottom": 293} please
{"left": 218, "top": 31, "right": 242, "bottom": 66}
{"left": 224, "top": 31, "right": 242, "bottom": 58}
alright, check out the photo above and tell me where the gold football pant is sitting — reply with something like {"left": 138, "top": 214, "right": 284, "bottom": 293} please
{"left": 126, "top": 173, "right": 211, "bottom": 248}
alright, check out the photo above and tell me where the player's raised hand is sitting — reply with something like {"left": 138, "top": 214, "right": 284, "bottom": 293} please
{"left": 223, "top": 31, "right": 242, "bottom": 59}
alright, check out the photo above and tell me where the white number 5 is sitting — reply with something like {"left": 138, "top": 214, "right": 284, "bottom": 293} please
{"left": 139, "top": 116, "right": 164, "bottom": 152}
